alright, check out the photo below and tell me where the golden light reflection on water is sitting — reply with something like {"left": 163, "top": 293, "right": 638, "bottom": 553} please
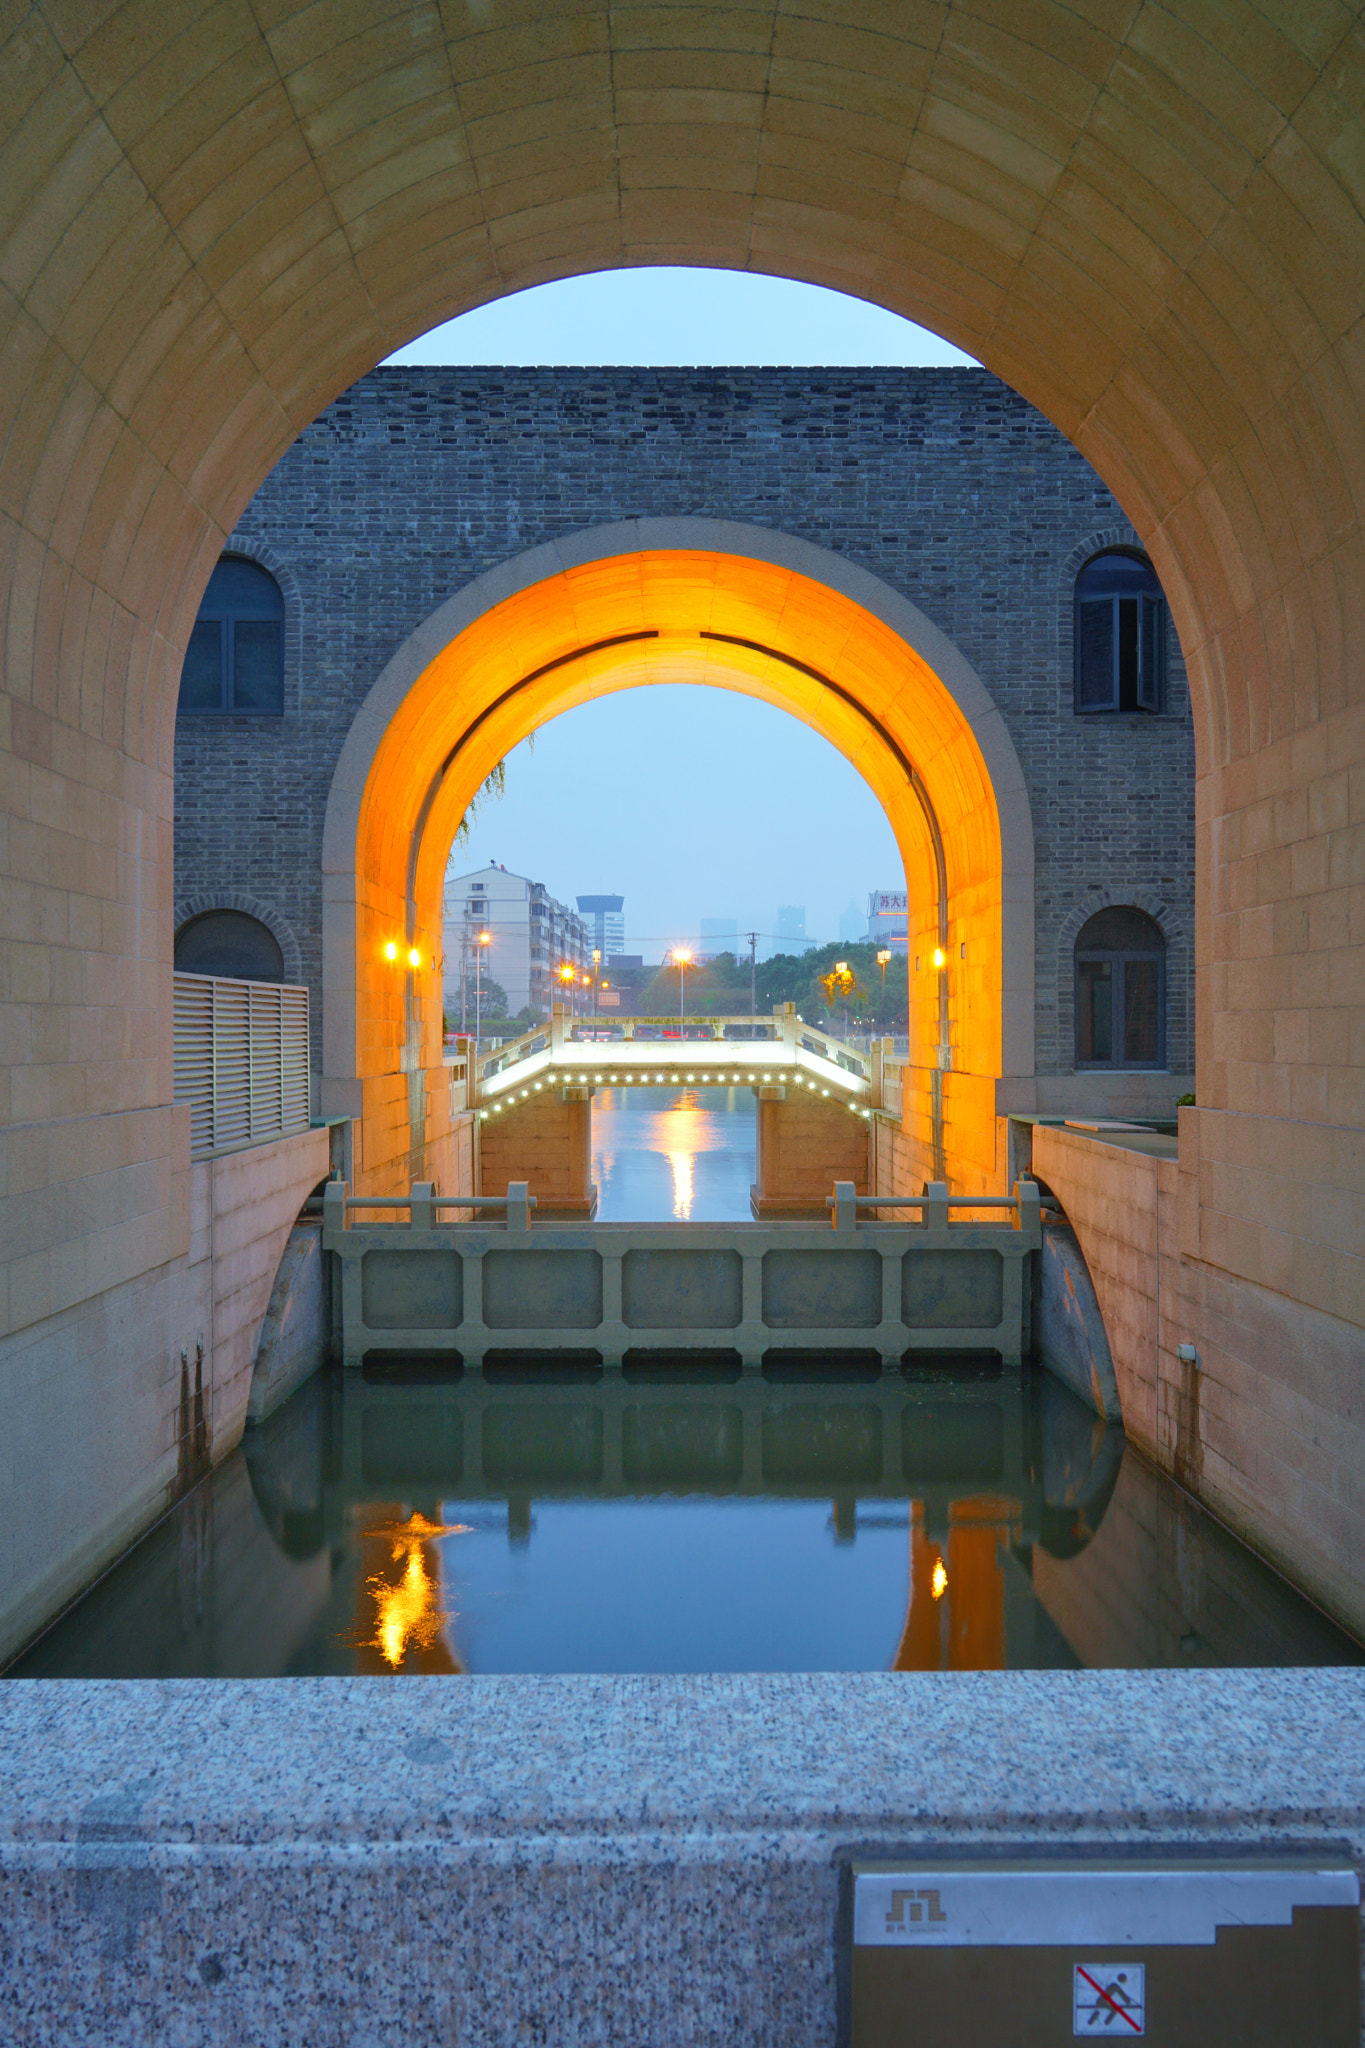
{"left": 594, "top": 1088, "right": 747, "bottom": 1221}
{"left": 668, "top": 1145, "right": 695, "bottom": 1218}
{"left": 355, "top": 1510, "right": 469, "bottom": 1671}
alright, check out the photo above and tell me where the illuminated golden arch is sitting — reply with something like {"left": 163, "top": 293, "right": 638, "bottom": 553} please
{"left": 322, "top": 520, "right": 1035, "bottom": 1198}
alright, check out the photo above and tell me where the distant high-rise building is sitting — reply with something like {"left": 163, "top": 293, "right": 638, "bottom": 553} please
{"left": 771, "top": 904, "right": 814, "bottom": 958}
{"left": 698, "top": 915, "right": 738, "bottom": 961}
{"left": 576, "top": 893, "right": 625, "bottom": 959}
{"left": 867, "top": 888, "right": 910, "bottom": 953}
{"left": 838, "top": 897, "right": 864, "bottom": 943}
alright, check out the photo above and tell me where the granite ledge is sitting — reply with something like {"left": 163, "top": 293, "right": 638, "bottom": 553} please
{"left": 0, "top": 1671, "right": 1361, "bottom": 2047}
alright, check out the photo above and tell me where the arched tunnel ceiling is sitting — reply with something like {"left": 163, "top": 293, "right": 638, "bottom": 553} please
{"left": 4, "top": 0, "right": 1363, "bottom": 778}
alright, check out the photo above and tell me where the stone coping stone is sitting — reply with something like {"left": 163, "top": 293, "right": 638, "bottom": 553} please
{"left": 1, "top": 1672, "right": 1362, "bottom": 2044}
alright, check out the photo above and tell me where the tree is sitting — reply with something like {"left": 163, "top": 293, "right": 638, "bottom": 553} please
{"left": 443, "top": 975, "right": 510, "bottom": 1035}
{"left": 757, "top": 940, "right": 905, "bottom": 1032}
{"left": 819, "top": 960, "right": 866, "bottom": 1024}
{"left": 639, "top": 950, "right": 749, "bottom": 1014}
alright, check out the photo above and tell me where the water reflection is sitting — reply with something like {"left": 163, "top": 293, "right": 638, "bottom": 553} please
{"left": 593, "top": 1086, "right": 754, "bottom": 1221}
{"left": 7, "top": 1363, "right": 1360, "bottom": 1679}
{"left": 352, "top": 1509, "right": 466, "bottom": 1673}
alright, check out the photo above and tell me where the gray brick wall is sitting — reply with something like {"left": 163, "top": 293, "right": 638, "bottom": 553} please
{"left": 173, "top": 367, "right": 1194, "bottom": 1082}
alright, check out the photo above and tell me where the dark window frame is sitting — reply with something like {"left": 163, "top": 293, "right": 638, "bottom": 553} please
{"left": 173, "top": 908, "right": 285, "bottom": 982}
{"left": 1074, "top": 941, "right": 1167, "bottom": 1070}
{"left": 1073, "top": 547, "right": 1168, "bottom": 715}
{"left": 178, "top": 556, "right": 285, "bottom": 718}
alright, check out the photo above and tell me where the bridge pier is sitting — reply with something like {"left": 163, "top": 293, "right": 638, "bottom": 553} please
{"left": 751, "top": 1084, "right": 871, "bottom": 1220}
{"left": 478, "top": 1087, "right": 597, "bottom": 1221}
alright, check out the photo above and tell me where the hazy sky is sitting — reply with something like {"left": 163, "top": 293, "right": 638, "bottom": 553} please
{"left": 386, "top": 270, "right": 976, "bottom": 960}
{"left": 385, "top": 267, "right": 976, "bottom": 370}
{"left": 452, "top": 685, "right": 904, "bottom": 957}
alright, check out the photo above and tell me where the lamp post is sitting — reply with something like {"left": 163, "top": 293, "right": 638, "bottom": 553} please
{"left": 674, "top": 948, "right": 690, "bottom": 1022}
{"left": 475, "top": 928, "right": 491, "bottom": 1040}
{"left": 559, "top": 961, "right": 576, "bottom": 1019}
{"left": 877, "top": 947, "right": 892, "bottom": 1027}
{"left": 592, "top": 946, "right": 601, "bottom": 1019}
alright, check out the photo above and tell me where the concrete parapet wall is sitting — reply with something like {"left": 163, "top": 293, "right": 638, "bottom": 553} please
{"left": 0, "top": 1126, "right": 328, "bottom": 1666}
{"left": 0, "top": 1103, "right": 192, "bottom": 1342}
{"left": 1032, "top": 1122, "right": 1365, "bottom": 1642}
{"left": 0, "top": 1671, "right": 1361, "bottom": 2045}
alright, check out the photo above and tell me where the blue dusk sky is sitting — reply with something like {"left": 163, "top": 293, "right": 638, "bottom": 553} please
{"left": 386, "top": 270, "right": 977, "bottom": 960}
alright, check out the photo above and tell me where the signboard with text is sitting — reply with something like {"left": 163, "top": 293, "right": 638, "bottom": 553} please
{"left": 846, "top": 1856, "right": 1359, "bottom": 2048}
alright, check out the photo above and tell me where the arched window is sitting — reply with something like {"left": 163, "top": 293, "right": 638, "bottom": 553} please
{"left": 1074, "top": 549, "right": 1167, "bottom": 714}
{"left": 175, "top": 910, "right": 284, "bottom": 982}
{"left": 1075, "top": 907, "right": 1165, "bottom": 1068}
{"left": 178, "top": 556, "right": 284, "bottom": 715}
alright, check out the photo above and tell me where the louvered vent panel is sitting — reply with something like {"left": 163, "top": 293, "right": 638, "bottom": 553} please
{"left": 173, "top": 975, "right": 216, "bottom": 1156}
{"left": 280, "top": 987, "right": 311, "bottom": 1132}
{"left": 249, "top": 985, "right": 284, "bottom": 1141}
{"left": 173, "top": 973, "right": 312, "bottom": 1157}
{"left": 212, "top": 981, "right": 251, "bottom": 1150}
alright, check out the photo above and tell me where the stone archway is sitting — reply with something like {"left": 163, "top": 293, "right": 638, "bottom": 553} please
{"left": 4, "top": 2, "right": 1364, "bottom": 1644}
{"left": 320, "top": 521, "right": 1035, "bottom": 1200}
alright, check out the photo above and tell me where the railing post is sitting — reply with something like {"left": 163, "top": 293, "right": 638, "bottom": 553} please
{"left": 506, "top": 1180, "right": 530, "bottom": 1233}
{"left": 410, "top": 1181, "right": 435, "bottom": 1231}
{"left": 924, "top": 1180, "right": 950, "bottom": 1231}
{"left": 832, "top": 1180, "right": 857, "bottom": 1233}
{"left": 550, "top": 1004, "right": 565, "bottom": 1060}
{"left": 321, "top": 1177, "right": 347, "bottom": 1246}
{"left": 1012, "top": 1178, "right": 1041, "bottom": 1240}
{"left": 779, "top": 1002, "right": 797, "bottom": 1062}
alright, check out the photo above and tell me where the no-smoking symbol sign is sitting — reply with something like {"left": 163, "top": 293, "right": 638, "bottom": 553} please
{"left": 1073, "top": 1962, "right": 1145, "bottom": 2034}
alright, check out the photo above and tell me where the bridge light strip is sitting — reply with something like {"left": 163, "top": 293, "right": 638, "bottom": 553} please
{"left": 477, "top": 1033, "right": 869, "bottom": 1105}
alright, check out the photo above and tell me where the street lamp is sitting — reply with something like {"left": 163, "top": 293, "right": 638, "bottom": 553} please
{"left": 475, "top": 929, "right": 491, "bottom": 1039}
{"left": 877, "top": 947, "right": 892, "bottom": 1021}
{"left": 592, "top": 946, "right": 601, "bottom": 1019}
{"left": 675, "top": 948, "right": 691, "bottom": 1022}
{"left": 559, "top": 961, "right": 576, "bottom": 1020}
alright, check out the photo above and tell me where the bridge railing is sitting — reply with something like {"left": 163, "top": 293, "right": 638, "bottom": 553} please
{"left": 474, "top": 1008, "right": 907, "bottom": 1106}
{"left": 173, "top": 971, "right": 311, "bottom": 1159}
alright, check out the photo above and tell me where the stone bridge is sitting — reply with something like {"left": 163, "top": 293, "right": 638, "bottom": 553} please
{"left": 470, "top": 1004, "right": 893, "bottom": 1219}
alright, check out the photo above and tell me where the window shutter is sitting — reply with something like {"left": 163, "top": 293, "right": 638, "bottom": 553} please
{"left": 1076, "top": 598, "right": 1118, "bottom": 710}
{"left": 1137, "top": 594, "right": 1165, "bottom": 712}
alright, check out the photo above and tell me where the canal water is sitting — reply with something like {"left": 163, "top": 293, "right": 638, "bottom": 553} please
{"left": 592, "top": 1085, "right": 755, "bottom": 1221}
{"left": 7, "top": 1088, "right": 1361, "bottom": 1679}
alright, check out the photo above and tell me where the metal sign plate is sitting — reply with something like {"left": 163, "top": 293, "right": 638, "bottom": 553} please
{"left": 847, "top": 1855, "right": 1360, "bottom": 2047}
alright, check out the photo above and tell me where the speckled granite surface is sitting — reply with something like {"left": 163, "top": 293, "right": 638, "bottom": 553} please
{"left": 1, "top": 1671, "right": 1362, "bottom": 2043}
